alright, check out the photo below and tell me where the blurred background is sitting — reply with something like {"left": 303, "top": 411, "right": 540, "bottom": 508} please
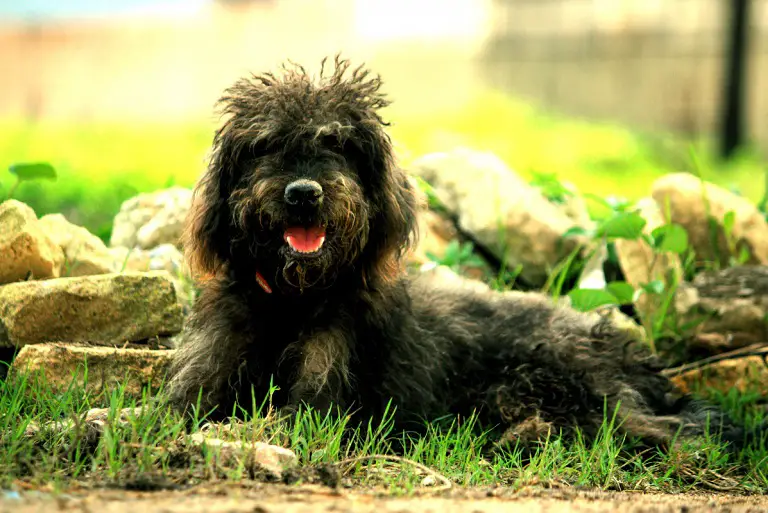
{"left": 0, "top": 0, "right": 765, "bottom": 240}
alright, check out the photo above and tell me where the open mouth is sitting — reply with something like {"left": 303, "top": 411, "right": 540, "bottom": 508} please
{"left": 284, "top": 226, "right": 326, "bottom": 255}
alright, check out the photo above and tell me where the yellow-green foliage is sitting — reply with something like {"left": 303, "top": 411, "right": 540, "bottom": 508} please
{"left": 0, "top": 89, "right": 763, "bottom": 238}
{"left": 386, "top": 89, "right": 762, "bottom": 202}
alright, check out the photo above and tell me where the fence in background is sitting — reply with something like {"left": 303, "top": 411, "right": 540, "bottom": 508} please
{"left": 3, "top": 0, "right": 768, "bottom": 153}
{"left": 481, "top": 0, "right": 768, "bottom": 152}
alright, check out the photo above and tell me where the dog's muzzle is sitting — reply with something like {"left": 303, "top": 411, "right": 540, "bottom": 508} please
{"left": 283, "top": 179, "right": 326, "bottom": 255}
{"left": 284, "top": 179, "right": 323, "bottom": 211}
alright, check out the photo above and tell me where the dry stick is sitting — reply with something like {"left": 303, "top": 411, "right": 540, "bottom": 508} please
{"left": 681, "top": 467, "right": 739, "bottom": 492}
{"left": 337, "top": 454, "right": 452, "bottom": 492}
{"left": 660, "top": 343, "right": 768, "bottom": 377}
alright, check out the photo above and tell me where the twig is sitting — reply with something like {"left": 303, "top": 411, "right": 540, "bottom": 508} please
{"left": 337, "top": 454, "right": 452, "bottom": 492}
{"left": 661, "top": 343, "right": 768, "bottom": 377}
{"left": 679, "top": 467, "right": 740, "bottom": 492}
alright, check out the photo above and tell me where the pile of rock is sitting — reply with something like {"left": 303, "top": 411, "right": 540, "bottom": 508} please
{"left": 410, "top": 148, "right": 590, "bottom": 287}
{"left": 612, "top": 174, "right": 768, "bottom": 393}
{"left": 411, "top": 148, "right": 768, "bottom": 395}
{"left": 3, "top": 148, "right": 767, "bottom": 400}
{"left": 0, "top": 197, "right": 188, "bottom": 398}
{"left": 669, "top": 266, "right": 768, "bottom": 395}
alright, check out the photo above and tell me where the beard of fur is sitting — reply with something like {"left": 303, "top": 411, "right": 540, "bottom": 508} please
{"left": 230, "top": 170, "right": 370, "bottom": 291}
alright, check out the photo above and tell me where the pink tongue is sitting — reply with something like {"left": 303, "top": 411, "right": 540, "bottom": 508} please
{"left": 284, "top": 226, "right": 326, "bottom": 252}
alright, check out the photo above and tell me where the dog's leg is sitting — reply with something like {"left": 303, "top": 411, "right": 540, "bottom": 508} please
{"left": 284, "top": 325, "right": 353, "bottom": 415}
{"left": 166, "top": 311, "right": 252, "bottom": 421}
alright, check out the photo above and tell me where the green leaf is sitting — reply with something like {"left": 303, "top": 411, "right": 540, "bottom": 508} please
{"left": 562, "top": 226, "right": 592, "bottom": 239}
{"left": 604, "top": 195, "right": 631, "bottom": 211}
{"left": 9, "top": 162, "right": 57, "bottom": 182}
{"left": 444, "top": 240, "right": 461, "bottom": 261}
{"left": 722, "top": 210, "right": 736, "bottom": 235}
{"left": 459, "top": 242, "right": 475, "bottom": 259}
{"left": 605, "top": 281, "right": 636, "bottom": 305}
{"left": 651, "top": 224, "right": 689, "bottom": 254}
{"left": 737, "top": 245, "right": 751, "bottom": 264}
{"left": 641, "top": 280, "right": 665, "bottom": 295}
{"left": 640, "top": 233, "right": 654, "bottom": 247}
{"left": 567, "top": 288, "right": 619, "bottom": 312}
{"left": 606, "top": 242, "right": 620, "bottom": 266}
{"left": 596, "top": 212, "right": 647, "bottom": 240}
{"left": 582, "top": 193, "right": 614, "bottom": 209}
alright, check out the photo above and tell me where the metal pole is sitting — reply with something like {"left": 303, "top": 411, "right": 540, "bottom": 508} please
{"left": 720, "top": 0, "right": 751, "bottom": 158}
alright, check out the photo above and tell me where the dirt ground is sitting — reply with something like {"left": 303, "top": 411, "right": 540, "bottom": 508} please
{"left": 3, "top": 484, "right": 768, "bottom": 513}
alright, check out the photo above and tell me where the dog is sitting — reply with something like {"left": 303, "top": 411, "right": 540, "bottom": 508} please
{"left": 166, "top": 56, "right": 752, "bottom": 450}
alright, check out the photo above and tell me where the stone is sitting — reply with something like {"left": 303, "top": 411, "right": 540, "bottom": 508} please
{"left": 110, "top": 187, "right": 192, "bottom": 250}
{"left": 108, "top": 246, "right": 151, "bottom": 273}
{"left": 109, "top": 244, "right": 194, "bottom": 313}
{"left": 38, "top": 213, "right": 116, "bottom": 277}
{"left": 408, "top": 209, "right": 460, "bottom": 267}
{"left": 10, "top": 344, "right": 173, "bottom": 399}
{"left": 109, "top": 244, "right": 186, "bottom": 276}
{"left": 559, "top": 185, "right": 592, "bottom": 229}
{"left": 417, "top": 264, "right": 491, "bottom": 293}
{"left": 613, "top": 197, "right": 683, "bottom": 320}
{"left": 651, "top": 173, "right": 768, "bottom": 266}
{"left": 0, "top": 271, "right": 184, "bottom": 347}
{"left": 577, "top": 243, "right": 609, "bottom": 290}
{"left": 411, "top": 148, "right": 583, "bottom": 286}
{"left": 677, "top": 266, "right": 768, "bottom": 353}
{"left": 0, "top": 200, "right": 65, "bottom": 284}
{"left": 669, "top": 356, "right": 768, "bottom": 396}
{"left": 23, "top": 407, "right": 145, "bottom": 439}
{"left": 574, "top": 304, "right": 646, "bottom": 342}
{"left": 188, "top": 432, "right": 297, "bottom": 479}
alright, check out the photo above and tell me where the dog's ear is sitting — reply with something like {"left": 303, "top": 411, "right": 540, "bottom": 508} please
{"left": 185, "top": 76, "right": 278, "bottom": 279}
{"left": 183, "top": 127, "right": 238, "bottom": 279}
{"left": 360, "top": 131, "right": 419, "bottom": 285}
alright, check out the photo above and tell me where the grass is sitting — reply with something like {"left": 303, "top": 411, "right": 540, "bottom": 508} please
{"left": 0, "top": 366, "right": 766, "bottom": 495}
{"left": 1, "top": 89, "right": 765, "bottom": 240}
{"left": 1, "top": 88, "right": 767, "bottom": 496}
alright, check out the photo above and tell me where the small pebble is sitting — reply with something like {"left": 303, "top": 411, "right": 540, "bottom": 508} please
{"left": 420, "top": 475, "right": 436, "bottom": 487}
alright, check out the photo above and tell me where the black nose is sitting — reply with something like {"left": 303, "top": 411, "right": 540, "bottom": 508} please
{"left": 284, "top": 179, "right": 323, "bottom": 208}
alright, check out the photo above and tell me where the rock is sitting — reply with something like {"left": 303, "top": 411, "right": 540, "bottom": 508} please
{"left": 109, "top": 244, "right": 186, "bottom": 275}
{"left": 677, "top": 266, "right": 768, "bottom": 353}
{"left": 408, "top": 210, "right": 460, "bottom": 267}
{"left": 110, "top": 187, "right": 192, "bottom": 250}
{"left": 613, "top": 198, "right": 683, "bottom": 320}
{"left": 651, "top": 173, "right": 768, "bottom": 266}
{"left": 0, "top": 271, "right": 184, "bottom": 347}
{"left": 578, "top": 243, "right": 609, "bottom": 290}
{"left": 0, "top": 200, "right": 65, "bottom": 284}
{"left": 38, "top": 213, "right": 116, "bottom": 276}
{"left": 670, "top": 355, "right": 768, "bottom": 396}
{"left": 581, "top": 305, "right": 646, "bottom": 342}
{"left": 23, "top": 407, "right": 145, "bottom": 440}
{"left": 551, "top": 181, "right": 593, "bottom": 230}
{"left": 109, "top": 244, "right": 194, "bottom": 313}
{"left": 687, "top": 332, "right": 760, "bottom": 354}
{"left": 411, "top": 148, "right": 582, "bottom": 286}
{"left": 420, "top": 475, "right": 437, "bottom": 487}
{"left": 108, "top": 246, "right": 150, "bottom": 273}
{"left": 417, "top": 264, "right": 491, "bottom": 293}
{"left": 10, "top": 344, "right": 173, "bottom": 398}
{"left": 188, "top": 432, "right": 297, "bottom": 479}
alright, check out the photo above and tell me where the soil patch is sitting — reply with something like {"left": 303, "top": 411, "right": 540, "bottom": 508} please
{"left": 3, "top": 484, "right": 768, "bottom": 513}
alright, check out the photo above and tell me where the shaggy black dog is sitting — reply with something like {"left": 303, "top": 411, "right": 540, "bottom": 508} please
{"left": 167, "top": 57, "right": 750, "bottom": 450}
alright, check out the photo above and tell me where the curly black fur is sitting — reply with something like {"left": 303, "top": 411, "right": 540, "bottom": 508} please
{"left": 167, "top": 56, "right": 755, "bottom": 450}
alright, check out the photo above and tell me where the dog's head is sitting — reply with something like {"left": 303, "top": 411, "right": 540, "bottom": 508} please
{"left": 185, "top": 56, "right": 418, "bottom": 294}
